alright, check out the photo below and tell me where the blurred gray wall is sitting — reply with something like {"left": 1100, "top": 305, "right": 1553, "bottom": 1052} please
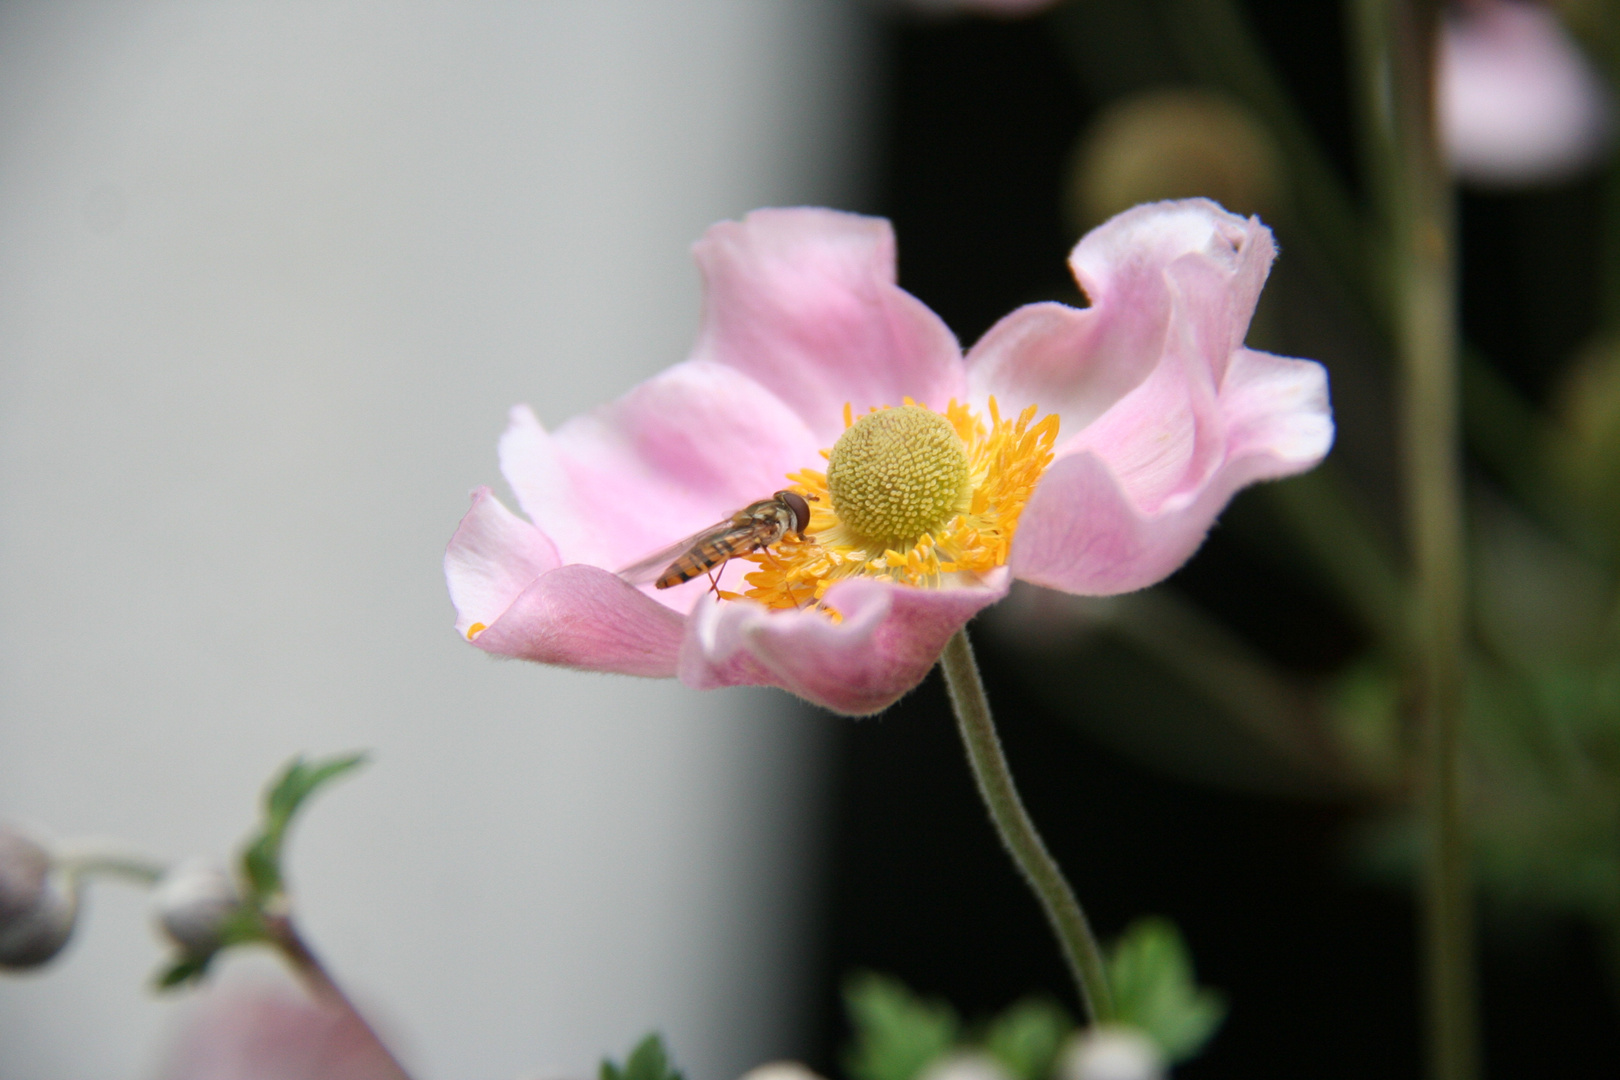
{"left": 0, "top": 3, "right": 872, "bottom": 1077}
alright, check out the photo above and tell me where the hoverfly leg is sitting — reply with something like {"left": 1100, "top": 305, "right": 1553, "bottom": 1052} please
{"left": 758, "top": 546, "right": 808, "bottom": 610}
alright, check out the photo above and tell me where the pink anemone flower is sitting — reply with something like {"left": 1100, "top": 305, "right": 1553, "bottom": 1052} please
{"left": 445, "top": 200, "right": 1332, "bottom": 715}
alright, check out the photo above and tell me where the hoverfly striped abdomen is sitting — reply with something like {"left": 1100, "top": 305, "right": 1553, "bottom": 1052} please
{"left": 618, "top": 490, "right": 815, "bottom": 592}
{"left": 655, "top": 529, "right": 760, "bottom": 588}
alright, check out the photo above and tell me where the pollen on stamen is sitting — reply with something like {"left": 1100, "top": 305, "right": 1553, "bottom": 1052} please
{"left": 739, "top": 396, "right": 1060, "bottom": 612}
{"left": 466, "top": 622, "right": 487, "bottom": 640}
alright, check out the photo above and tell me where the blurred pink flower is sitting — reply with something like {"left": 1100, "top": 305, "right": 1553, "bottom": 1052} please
{"left": 445, "top": 201, "right": 1332, "bottom": 714}
{"left": 160, "top": 986, "right": 409, "bottom": 1080}
{"left": 1440, "top": 0, "right": 1611, "bottom": 185}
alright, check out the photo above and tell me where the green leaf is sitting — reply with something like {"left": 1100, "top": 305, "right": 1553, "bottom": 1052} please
{"left": 601, "top": 1033, "right": 683, "bottom": 1080}
{"left": 153, "top": 954, "right": 212, "bottom": 991}
{"left": 1107, "top": 917, "right": 1226, "bottom": 1064}
{"left": 239, "top": 751, "right": 368, "bottom": 904}
{"left": 983, "top": 998, "right": 1073, "bottom": 1080}
{"left": 844, "top": 972, "right": 959, "bottom": 1080}
{"left": 214, "top": 906, "right": 272, "bottom": 948}
{"left": 264, "top": 752, "right": 368, "bottom": 837}
{"left": 241, "top": 834, "right": 280, "bottom": 899}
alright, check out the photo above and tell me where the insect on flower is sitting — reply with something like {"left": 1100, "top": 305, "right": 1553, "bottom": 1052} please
{"left": 618, "top": 490, "right": 814, "bottom": 591}
{"left": 448, "top": 203, "right": 1334, "bottom": 715}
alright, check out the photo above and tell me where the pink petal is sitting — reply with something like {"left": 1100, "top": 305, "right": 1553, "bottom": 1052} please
{"left": 1064, "top": 320, "right": 1222, "bottom": 516}
{"left": 502, "top": 361, "right": 822, "bottom": 575}
{"left": 470, "top": 563, "right": 687, "bottom": 677}
{"left": 444, "top": 487, "right": 562, "bottom": 642}
{"left": 160, "top": 985, "right": 408, "bottom": 1080}
{"left": 1010, "top": 348, "right": 1331, "bottom": 595}
{"left": 691, "top": 208, "right": 966, "bottom": 444}
{"left": 966, "top": 200, "right": 1273, "bottom": 439}
{"left": 1222, "top": 347, "right": 1337, "bottom": 465}
{"left": 1440, "top": 0, "right": 1611, "bottom": 186}
{"left": 677, "top": 572, "right": 1010, "bottom": 716}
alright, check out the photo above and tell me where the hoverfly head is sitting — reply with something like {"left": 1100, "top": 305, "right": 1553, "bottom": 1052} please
{"left": 776, "top": 490, "right": 812, "bottom": 539}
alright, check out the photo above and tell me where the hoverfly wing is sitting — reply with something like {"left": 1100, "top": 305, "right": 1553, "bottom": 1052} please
{"left": 615, "top": 520, "right": 735, "bottom": 586}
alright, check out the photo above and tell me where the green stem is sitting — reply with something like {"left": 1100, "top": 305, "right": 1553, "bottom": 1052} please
{"left": 265, "top": 910, "right": 415, "bottom": 1079}
{"left": 1260, "top": 467, "right": 1407, "bottom": 645}
{"left": 53, "top": 844, "right": 167, "bottom": 887}
{"left": 939, "top": 628, "right": 1114, "bottom": 1023}
{"left": 1596, "top": 0, "right": 1620, "bottom": 329}
{"left": 1349, "top": 2, "right": 1481, "bottom": 1078}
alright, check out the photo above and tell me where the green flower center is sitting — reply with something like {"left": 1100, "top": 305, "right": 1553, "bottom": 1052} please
{"left": 826, "top": 405, "right": 970, "bottom": 550}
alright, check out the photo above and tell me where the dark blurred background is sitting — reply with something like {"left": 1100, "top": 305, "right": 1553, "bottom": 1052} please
{"left": 803, "top": 6, "right": 1620, "bottom": 1079}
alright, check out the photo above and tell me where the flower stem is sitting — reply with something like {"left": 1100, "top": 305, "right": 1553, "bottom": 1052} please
{"left": 53, "top": 843, "right": 167, "bottom": 887}
{"left": 264, "top": 911, "right": 416, "bottom": 1080}
{"left": 1349, "top": 2, "right": 1481, "bottom": 1078}
{"left": 939, "top": 628, "right": 1114, "bottom": 1023}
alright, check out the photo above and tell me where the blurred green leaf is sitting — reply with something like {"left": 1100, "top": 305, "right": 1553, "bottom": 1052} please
{"left": 264, "top": 753, "right": 368, "bottom": 838}
{"left": 983, "top": 998, "right": 1072, "bottom": 1080}
{"left": 214, "top": 906, "right": 271, "bottom": 949}
{"left": 242, "top": 834, "right": 280, "bottom": 899}
{"left": 844, "top": 972, "right": 959, "bottom": 1080}
{"left": 240, "top": 752, "right": 367, "bottom": 904}
{"left": 1107, "top": 917, "right": 1226, "bottom": 1064}
{"left": 153, "top": 954, "right": 212, "bottom": 991}
{"left": 600, "top": 1033, "right": 683, "bottom": 1080}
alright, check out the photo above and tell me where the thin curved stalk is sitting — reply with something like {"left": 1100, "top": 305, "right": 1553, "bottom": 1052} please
{"left": 939, "top": 628, "right": 1114, "bottom": 1023}
{"left": 53, "top": 843, "right": 167, "bottom": 887}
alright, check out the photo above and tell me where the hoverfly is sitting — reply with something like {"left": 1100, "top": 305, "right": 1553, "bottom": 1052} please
{"left": 618, "top": 490, "right": 814, "bottom": 591}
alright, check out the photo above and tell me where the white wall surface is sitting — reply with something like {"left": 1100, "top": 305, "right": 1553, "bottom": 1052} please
{"left": 0, "top": 3, "right": 871, "bottom": 1077}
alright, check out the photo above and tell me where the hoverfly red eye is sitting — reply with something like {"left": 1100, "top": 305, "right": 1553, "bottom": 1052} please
{"left": 777, "top": 491, "right": 811, "bottom": 535}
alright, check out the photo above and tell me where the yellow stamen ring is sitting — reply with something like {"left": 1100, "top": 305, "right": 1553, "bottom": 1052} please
{"left": 742, "top": 397, "right": 1059, "bottom": 612}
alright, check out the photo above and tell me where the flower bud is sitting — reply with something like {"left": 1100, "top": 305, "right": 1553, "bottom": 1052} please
{"left": 1067, "top": 89, "right": 1284, "bottom": 233}
{"left": 1440, "top": 0, "right": 1611, "bottom": 186}
{"left": 1058, "top": 1027, "right": 1165, "bottom": 1080}
{"left": 152, "top": 858, "right": 241, "bottom": 956}
{"left": 0, "top": 825, "right": 78, "bottom": 969}
{"left": 919, "top": 1052, "right": 1013, "bottom": 1080}
{"left": 738, "top": 1063, "right": 829, "bottom": 1080}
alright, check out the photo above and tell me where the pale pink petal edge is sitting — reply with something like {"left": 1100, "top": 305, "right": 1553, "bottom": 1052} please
{"left": 1010, "top": 349, "right": 1332, "bottom": 595}
{"left": 445, "top": 487, "right": 561, "bottom": 641}
{"left": 677, "top": 570, "right": 1011, "bottom": 715}
{"left": 691, "top": 207, "right": 967, "bottom": 443}
{"left": 965, "top": 200, "right": 1275, "bottom": 437}
{"left": 447, "top": 489, "right": 685, "bottom": 676}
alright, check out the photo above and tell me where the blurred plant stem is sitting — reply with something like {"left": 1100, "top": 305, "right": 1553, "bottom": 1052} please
{"left": 1261, "top": 468, "right": 1406, "bottom": 645}
{"left": 1163, "top": 0, "right": 1372, "bottom": 307}
{"left": 1089, "top": 586, "right": 1373, "bottom": 789}
{"left": 1593, "top": 0, "right": 1620, "bottom": 328}
{"left": 52, "top": 842, "right": 166, "bottom": 887}
{"left": 1350, "top": 2, "right": 1481, "bottom": 1079}
{"left": 939, "top": 628, "right": 1114, "bottom": 1024}
{"left": 265, "top": 911, "right": 415, "bottom": 1080}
